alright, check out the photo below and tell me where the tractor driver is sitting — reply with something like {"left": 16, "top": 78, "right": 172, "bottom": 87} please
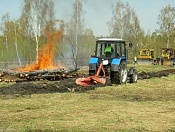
{"left": 104, "top": 44, "right": 114, "bottom": 57}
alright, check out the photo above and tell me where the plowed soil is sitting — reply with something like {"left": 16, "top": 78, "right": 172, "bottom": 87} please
{"left": 1, "top": 68, "right": 175, "bottom": 99}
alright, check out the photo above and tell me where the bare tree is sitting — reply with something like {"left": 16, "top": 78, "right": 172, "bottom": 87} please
{"left": 157, "top": 5, "right": 175, "bottom": 48}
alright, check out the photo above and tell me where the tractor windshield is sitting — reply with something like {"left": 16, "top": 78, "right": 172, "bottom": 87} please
{"left": 95, "top": 41, "right": 125, "bottom": 58}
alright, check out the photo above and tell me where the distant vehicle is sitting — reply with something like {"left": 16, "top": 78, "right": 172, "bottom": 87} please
{"left": 137, "top": 49, "right": 154, "bottom": 64}
{"left": 161, "top": 48, "right": 175, "bottom": 66}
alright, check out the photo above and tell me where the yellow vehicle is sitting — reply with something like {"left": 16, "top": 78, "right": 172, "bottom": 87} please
{"left": 161, "top": 48, "right": 175, "bottom": 66}
{"left": 137, "top": 49, "right": 154, "bottom": 64}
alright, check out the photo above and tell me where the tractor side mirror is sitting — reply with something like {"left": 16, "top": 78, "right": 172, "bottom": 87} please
{"left": 91, "top": 51, "right": 95, "bottom": 57}
{"left": 129, "top": 42, "right": 133, "bottom": 48}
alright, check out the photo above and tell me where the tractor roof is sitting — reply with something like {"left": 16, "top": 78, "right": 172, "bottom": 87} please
{"left": 97, "top": 38, "right": 124, "bottom": 42}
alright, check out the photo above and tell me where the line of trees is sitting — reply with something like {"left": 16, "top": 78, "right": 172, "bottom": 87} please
{"left": 107, "top": 0, "right": 175, "bottom": 58}
{"left": 0, "top": 0, "right": 174, "bottom": 69}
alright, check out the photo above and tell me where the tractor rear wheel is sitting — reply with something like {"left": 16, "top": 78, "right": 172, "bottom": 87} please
{"left": 110, "top": 62, "right": 128, "bottom": 84}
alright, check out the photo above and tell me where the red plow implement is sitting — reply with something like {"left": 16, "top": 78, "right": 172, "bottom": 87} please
{"left": 76, "top": 63, "right": 107, "bottom": 86}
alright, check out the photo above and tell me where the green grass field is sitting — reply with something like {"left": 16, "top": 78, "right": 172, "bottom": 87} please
{"left": 0, "top": 64, "right": 175, "bottom": 132}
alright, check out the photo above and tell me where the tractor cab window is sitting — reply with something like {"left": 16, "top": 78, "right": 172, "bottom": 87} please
{"left": 116, "top": 42, "right": 125, "bottom": 57}
{"left": 96, "top": 42, "right": 115, "bottom": 57}
{"left": 96, "top": 41, "right": 126, "bottom": 58}
{"left": 143, "top": 50, "right": 147, "bottom": 55}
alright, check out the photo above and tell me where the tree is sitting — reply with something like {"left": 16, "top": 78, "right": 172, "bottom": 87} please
{"left": 0, "top": 14, "right": 22, "bottom": 65}
{"left": 0, "top": 13, "right": 11, "bottom": 63}
{"left": 21, "top": 0, "right": 55, "bottom": 63}
{"left": 107, "top": 0, "right": 127, "bottom": 39}
{"left": 66, "top": 0, "right": 84, "bottom": 69}
{"left": 11, "top": 20, "right": 22, "bottom": 66}
{"left": 107, "top": 0, "right": 144, "bottom": 58}
{"left": 157, "top": 5, "right": 175, "bottom": 48}
{"left": 81, "top": 28, "right": 96, "bottom": 65}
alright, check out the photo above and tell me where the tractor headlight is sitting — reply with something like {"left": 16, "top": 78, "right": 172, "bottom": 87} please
{"left": 102, "top": 60, "right": 109, "bottom": 65}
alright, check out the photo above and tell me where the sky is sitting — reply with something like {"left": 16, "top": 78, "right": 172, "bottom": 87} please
{"left": 0, "top": 0, "right": 175, "bottom": 36}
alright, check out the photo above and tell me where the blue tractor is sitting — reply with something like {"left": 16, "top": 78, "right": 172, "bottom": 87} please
{"left": 88, "top": 38, "right": 137, "bottom": 84}
{"left": 76, "top": 38, "right": 137, "bottom": 86}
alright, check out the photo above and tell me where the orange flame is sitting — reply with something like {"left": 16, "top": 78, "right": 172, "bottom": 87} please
{"left": 18, "top": 30, "right": 63, "bottom": 72}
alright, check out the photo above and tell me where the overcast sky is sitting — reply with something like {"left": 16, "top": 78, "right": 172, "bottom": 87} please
{"left": 0, "top": 0, "right": 175, "bottom": 36}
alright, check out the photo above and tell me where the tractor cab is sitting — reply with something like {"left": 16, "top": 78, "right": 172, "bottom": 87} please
{"left": 90, "top": 38, "right": 127, "bottom": 77}
{"left": 95, "top": 38, "right": 126, "bottom": 59}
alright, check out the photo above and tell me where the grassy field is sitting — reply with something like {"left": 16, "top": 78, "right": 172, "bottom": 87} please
{"left": 1, "top": 64, "right": 175, "bottom": 132}
{"left": 129, "top": 63, "right": 175, "bottom": 72}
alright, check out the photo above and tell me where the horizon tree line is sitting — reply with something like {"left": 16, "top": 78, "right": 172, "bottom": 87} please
{"left": 0, "top": 0, "right": 174, "bottom": 69}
